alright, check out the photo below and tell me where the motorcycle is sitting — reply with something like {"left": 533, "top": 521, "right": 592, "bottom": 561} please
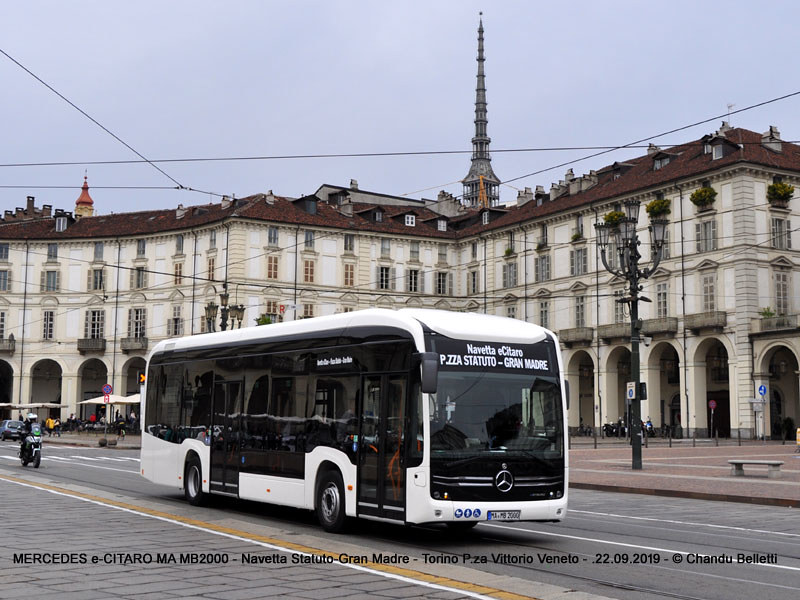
{"left": 19, "top": 423, "right": 42, "bottom": 468}
{"left": 644, "top": 420, "right": 656, "bottom": 437}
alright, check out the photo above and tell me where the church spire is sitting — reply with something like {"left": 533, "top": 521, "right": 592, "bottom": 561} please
{"left": 462, "top": 13, "right": 500, "bottom": 208}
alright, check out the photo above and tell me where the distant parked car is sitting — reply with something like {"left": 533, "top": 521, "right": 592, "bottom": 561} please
{"left": 0, "top": 420, "right": 24, "bottom": 441}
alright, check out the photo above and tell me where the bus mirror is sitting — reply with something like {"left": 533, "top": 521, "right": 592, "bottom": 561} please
{"left": 564, "top": 380, "right": 570, "bottom": 410}
{"left": 416, "top": 352, "right": 439, "bottom": 394}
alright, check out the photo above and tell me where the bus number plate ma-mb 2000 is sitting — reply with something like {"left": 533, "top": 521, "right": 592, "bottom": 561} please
{"left": 487, "top": 510, "right": 521, "bottom": 521}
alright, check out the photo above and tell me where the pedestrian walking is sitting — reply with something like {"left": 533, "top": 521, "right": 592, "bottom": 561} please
{"left": 53, "top": 417, "right": 61, "bottom": 437}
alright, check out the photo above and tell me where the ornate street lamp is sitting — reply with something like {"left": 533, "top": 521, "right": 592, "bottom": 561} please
{"left": 228, "top": 304, "right": 245, "bottom": 329}
{"left": 204, "top": 301, "right": 218, "bottom": 333}
{"left": 219, "top": 290, "right": 230, "bottom": 331}
{"left": 595, "top": 201, "right": 668, "bottom": 470}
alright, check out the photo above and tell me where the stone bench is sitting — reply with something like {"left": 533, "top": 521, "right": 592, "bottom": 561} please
{"left": 728, "top": 459, "right": 784, "bottom": 479}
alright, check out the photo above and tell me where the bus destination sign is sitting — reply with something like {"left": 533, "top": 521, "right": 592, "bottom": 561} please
{"left": 434, "top": 340, "right": 553, "bottom": 374}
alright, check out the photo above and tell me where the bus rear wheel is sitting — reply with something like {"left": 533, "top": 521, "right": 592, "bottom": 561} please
{"left": 316, "top": 470, "right": 346, "bottom": 533}
{"left": 184, "top": 455, "right": 206, "bottom": 506}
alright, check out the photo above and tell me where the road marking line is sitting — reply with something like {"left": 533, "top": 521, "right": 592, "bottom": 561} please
{"left": 481, "top": 523, "right": 800, "bottom": 573}
{"left": 0, "top": 473, "right": 537, "bottom": 600}
{"left": 570, "top": 510, "right": 800, "bottom": 538}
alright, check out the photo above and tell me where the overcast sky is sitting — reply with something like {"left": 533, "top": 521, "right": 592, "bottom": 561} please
{"left": 3, "top": 0, "right": 800, "bottom": 216}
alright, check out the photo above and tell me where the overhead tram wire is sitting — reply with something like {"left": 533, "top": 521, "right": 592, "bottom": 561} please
{"left": 0, "top": 47, "right": 226, "bottom": 201}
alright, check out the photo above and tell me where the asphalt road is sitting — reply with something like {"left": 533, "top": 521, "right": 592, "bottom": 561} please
{"left": 1, "top": 440, "right": 798, "bottom": 600}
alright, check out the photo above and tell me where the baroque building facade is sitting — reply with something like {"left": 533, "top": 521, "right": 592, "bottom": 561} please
{"left": 0, "top": 123, "right": 798, "bottom": 440}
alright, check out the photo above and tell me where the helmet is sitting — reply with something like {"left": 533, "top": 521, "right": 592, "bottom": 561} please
{"left": 27, "top": 413, "right": 37, "bottom": 421}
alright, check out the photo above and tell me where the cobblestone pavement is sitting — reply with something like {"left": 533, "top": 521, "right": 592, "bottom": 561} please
{"left": 569, "top": 440, "right": 800, "bottom": 506}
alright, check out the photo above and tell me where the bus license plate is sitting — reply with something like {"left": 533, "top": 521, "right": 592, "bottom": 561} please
{"left": 488, "top": 510, "right": 520, "bottom": 521}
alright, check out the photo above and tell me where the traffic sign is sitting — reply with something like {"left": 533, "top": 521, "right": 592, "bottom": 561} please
{"left": 103, "top": 394, "right": 110, "bottom": 404}
{"left": 626, "top": 382, "right": 636, "bottom": 401}
{"left": 708, "top": 399, "right": 717, "bottom": 410}
{"left": 102, "top": 384, "right": 113, "bottom": 395}
{"left": 758, "top": 384, "right": 767, "bottom": 397}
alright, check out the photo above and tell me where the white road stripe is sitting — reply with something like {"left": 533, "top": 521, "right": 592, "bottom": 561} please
{"left": 569, "top": 509, "right": 800, "bottom": 539}
{"left": 481, "top": 523, "right": 800, "bottom": 574}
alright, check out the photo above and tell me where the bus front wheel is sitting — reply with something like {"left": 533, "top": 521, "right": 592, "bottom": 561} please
{"left": 316, "top": 470, "right": 346, "bottom": 533}
{"left": 184, "top": 455, "right": 206, "bottom": 506}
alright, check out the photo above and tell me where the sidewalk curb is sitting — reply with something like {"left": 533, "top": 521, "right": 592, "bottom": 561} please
{"left": 571, "top": 482, "right": 799, "bottom": 508}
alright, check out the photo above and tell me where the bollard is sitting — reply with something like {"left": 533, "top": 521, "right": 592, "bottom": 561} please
{"left": 669, "top": 429, "right": 672, "bottom": 448}
{"left": 738, "top": 428, "right": 741, "bottom": 447}
{"left": 692, "top": 430, "right": 696, "bottom": 447}
{"left": 715, "top": 429, "right": 718, "bottom": 447}
{"left": 593, "top": 426, "right": 597, "bottom": 450}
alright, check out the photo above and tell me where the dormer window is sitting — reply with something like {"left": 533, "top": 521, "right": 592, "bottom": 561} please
{"left": 613, "top": 171, "right": 621, "bottom": 180}
{"left": 374, "top": 210, "right": 383, "bottom": 223}
{"left": 703, "top": 143, "right": 712, "bottom": 154}
{"left": 712, "top": 145, "right": 724, "bottom": 160}
{"left": 654, "top": 156, "right": 670, "bottom": 170}
{"left": 438, "top": 219, "right": 447, "bottom": 232}
{"left": 481, "top": 212, "right": 489, "bottom": 225}
{"left": 405, "top": 215, "right": 416, "bottom": 227}
{"left": 55, "top": 217, "right": 67, "bottom": 232}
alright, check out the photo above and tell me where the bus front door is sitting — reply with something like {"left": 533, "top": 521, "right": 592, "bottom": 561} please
{"left": 210, "top": 380, "right": 242, "bottom": 496}
{"left": 357, "top": 375, "right": 407, "bottom": 521}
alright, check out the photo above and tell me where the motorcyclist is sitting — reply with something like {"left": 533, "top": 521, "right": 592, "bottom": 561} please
{"left": 19, "top": 413, "right": 37, "bottom": 453}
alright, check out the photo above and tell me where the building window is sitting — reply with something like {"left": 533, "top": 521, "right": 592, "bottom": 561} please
{"left": 776, "top": 271, "right": 789, "bottom": 315}
{"left": 407, "top": 269, "right": 420, "bottom": 293}
{"left": 378, "top": 266, "right": 392, "bottom": 290}
{"left": 535, "top": 255, "right": 551, "bottom": 282}
{"left": 207, "top": 257, "right": 215, "bottom": 280}
{"left": 344, "top": 263, "right": 354, "bottom": 287}
{"left": 304, "top": 260, "right": 315, "bottom": 283}
{"left": 696, "top": 219, "right": 717, "bottom": 253}
{"left": 268, "top": 227, "right": 279, "bottom": 247}
{"left": 575, "top": 296, "right": 586, "bottom": 328}
{"left": 42, "top": 310, "right": 54, "bottom": 340}
{"left": 0, "top": 271, "right": 8, "bottom": 292}
{"left": 85, "top": 310, "right": 105, "bottom": 339}
{"left": 305, "top": 230, "right": 315, "bottom": 250}
{"left": 661, "top": 228, "right": 671, "bottom": 260}
{"left": 469, "top": 270, "right": 479, "bottom": 295}
{"left": 772, "top": 218, "right": 792, "bottom": 250}
{"left": 91, "top": 269, "right": 105, "bottom": 291}
{"left": 654, "top": 156, "right": 669, "bottom": 170}
{"left": 570, "top": 248, "right": 588, "bottom": 276}
{"left": 539, "top": 300, "right": 550, "bottom": 330}
{"left": 342, "top": 307, "right": 353, "bottom": 313}
{"left": 136, "top": 239, "right": 146, "bottom": 257}
{"left": 438, "top": 244, "right": 447, "bottom": 264}
{"left": 174, "top": 263, "right": 183, "bottom": 285}
{"left": 0, "top": 243, "right": 8, "bottom": 261}
{"left": 374, "top": 210, "right": 383, "bottom": 223}
{"left": 55, "top": 217, "right": 67, "bottom": 232}
{"left": 481, "top": 212, "right": 489, "bottom": 226}
{"left": 167, "top": 305, "right": 183, "bottom": 337}
{"left": 209, "top": 230, "right": 217, "bottom": 249}
{"left": 507, "top": 232, "right": 515, "bottom": 253}
{"left": 471, "top": 242, "right": 478, "bottom": 261}
{"left": 438, "top": 219, "right": 447, "bottom": 232}
{"left": 575, "top": 215, "right": 584, "bottom": 237}
{"left": 702, "top": 273, "right": 716, "bottom": 312}
{"left": 47, "top": 243, "right": 58, "bottom": 261}
{"left": 132, "top": 267, "right": 147, "bottom": 290}
{"left": 303, "top": 304, "right": 314, "bottom": 319}
{"left": 712, "top": 145, "right": 724, "bottom": 160}
{"left": 344, "top": 234, "right": 354, "bottom": 252}
{"left": 614, "top": 291, "right": 626, "bottom": 323}
{"left": 42, "top": 270, "right": 60, "bottom": 292}
{"left": 506, "top": 305, "right": 516, "bottom": 319}
{"left": 410, "top": 242, "right": 420, "bottom": 261}
{"left": 656, "top": 282, "right": 668, "bottom": 318}
{"left": 174, "top": 234, "right": 183, "bottom": 255}
{"left": 0, "top": 311, "right": 5, "bottom": 338}
{"left": 94, "top": 242, "right": 103, "bottom": 261}
{"left": 405, "top": 214, "right": 416, "bottom": 227}
{"left": 265, "top": 301, "right": 281, "bottom": 323}
{"left": 381, "top": 239, "right": 391, "bottom": 258}
{"left": 128, "top": 308, "right": 146, "bottom": 339}
{"left": 502, "top": 262, "right": 518, "bottom": 288}
{"left": 266, "top": 256, "right": 278, "bottom": 280}
{"left": 539, "top": 224, "right": 548, "bottom": 247}
{"left": 436, "top": 272, "right": 450, "bottom": 295}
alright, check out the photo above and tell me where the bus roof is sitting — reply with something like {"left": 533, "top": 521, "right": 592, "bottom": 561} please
{"left": 147, "top": 308, "right": 551, "bottom": 359}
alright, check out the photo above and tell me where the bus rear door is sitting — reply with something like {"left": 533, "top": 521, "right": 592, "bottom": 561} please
{"left": 210, "top": 379, "right": 243, "bottom": 496}
{"left": 357, "top": 375, "right": 407, "bottom": 521}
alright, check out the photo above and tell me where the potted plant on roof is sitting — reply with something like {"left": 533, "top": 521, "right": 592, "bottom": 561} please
{"left": 766, "top": 181, "right": 794, "bottom": 209}
{"left": 645, "top": 197, "right": 671, "bottom": 218}
{"left": 690, "top": 186, "right": 717, "bottom": 211}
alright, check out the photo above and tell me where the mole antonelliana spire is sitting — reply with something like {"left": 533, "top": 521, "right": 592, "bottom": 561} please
{"left": 461, "top": 13, "right": 500, "bottom": 208}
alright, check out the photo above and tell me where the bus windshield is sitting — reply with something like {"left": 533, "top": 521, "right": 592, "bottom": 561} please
{"left": 430, "top": 372, "right": 563, "bottom": 460}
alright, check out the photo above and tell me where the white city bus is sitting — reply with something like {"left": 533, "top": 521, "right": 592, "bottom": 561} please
{"left": 140, "top": 308, "right": 568, "bottom": 532}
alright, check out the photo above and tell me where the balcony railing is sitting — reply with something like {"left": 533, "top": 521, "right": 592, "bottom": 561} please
{"left": 121, "top": 337, "right": 148, "bottom": 353}
{"left": 0, "top": 338, "right": 15, "bottom": 354}
{"left": 598, "top": 323, "right": 630, "bottom": 341}
{"left": 758, "top": 314, "right": 798, "bottom": 333}
{"left": 685, "top": 311, "right": 727, "bottom": 332}
{"left": 77, "top": 338, "right": 106, "bottom": 354}
{"left": 641, "top": 317, "right": 678, "bottom": 336}
{"left": 558, "top": 327, "right": 594, "bottom": 345}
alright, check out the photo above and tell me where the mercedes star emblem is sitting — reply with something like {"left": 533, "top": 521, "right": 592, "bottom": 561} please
{"left": 495, "top": 469, "right": 514, "bottom": 492}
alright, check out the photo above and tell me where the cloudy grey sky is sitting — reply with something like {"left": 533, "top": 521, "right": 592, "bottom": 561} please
{"left": 2, "top": 0, "right": 800, "bottom": 215}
